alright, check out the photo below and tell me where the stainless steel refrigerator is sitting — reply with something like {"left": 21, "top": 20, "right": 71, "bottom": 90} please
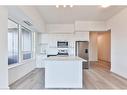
{"left": 75, "top": 41, "right": 89, "bottom": 69}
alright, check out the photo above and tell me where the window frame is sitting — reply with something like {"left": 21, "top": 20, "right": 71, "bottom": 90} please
{"left": 21, "top": 26, "right": 33, "bottom": 61}
{"left": 8, "top": 18, "right": 34, "bottom": 67}
{"left": 8, "top": 19, "right": 20, "bottom": 65}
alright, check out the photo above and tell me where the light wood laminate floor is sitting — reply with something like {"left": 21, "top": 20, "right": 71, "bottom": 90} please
{"left": 9, "top": 61, "right": 127, "bottom": 89}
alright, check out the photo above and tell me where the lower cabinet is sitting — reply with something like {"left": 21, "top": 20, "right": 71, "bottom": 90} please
{"left": 36, "top": 55, "right": 47, "bottom": 68}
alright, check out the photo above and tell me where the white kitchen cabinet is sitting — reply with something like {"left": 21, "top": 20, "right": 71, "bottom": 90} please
{"left": 36, "top": 54, "right": 47, "bottom": 68}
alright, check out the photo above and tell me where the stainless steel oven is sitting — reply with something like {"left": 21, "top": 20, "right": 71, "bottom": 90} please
{"left": 57, "top": 41, "right": 68, "bottom": 48}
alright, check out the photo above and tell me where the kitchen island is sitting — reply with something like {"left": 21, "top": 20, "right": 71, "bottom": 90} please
{"left": 44, "top": 56, "right": 87, "bottom": 88}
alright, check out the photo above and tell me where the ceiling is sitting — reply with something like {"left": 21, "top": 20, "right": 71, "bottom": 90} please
{"left": 37, "top": 6, "right": 126, "bottom": 24}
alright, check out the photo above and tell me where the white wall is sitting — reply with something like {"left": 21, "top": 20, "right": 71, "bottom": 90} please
{"left": 18, "top": 6, "right": 46, "bottom": 33}
{"left": 8, "top": 6, "right": 36, "bottom": 32}
{"left": 0, "top": 7, "right": 8, "bottom": 89}
{"left": 75, "top": 21, "right": 106, "bottom": 32}
{"left": 8, "top": 60, "right": 35, "bottom": 85}
{"left": 89, "top": 32, "right": 98, "bottom": 61}
{"left": 46, "top": 24, "right": 74, "bottom": 34}
{"left": 107, "top": 8, "right": 127, "bottom": 78}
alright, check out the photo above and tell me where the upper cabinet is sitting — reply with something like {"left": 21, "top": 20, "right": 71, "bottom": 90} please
{"left": 46, "top": 24, "right": 74, "bottom": 34}
{"left": 75, "top": 21, "right": 107, "bottom": 32}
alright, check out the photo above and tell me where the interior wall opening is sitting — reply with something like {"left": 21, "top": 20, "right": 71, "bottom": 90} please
{"left": 89, "top": 30, "right": 111, "bottom": 70}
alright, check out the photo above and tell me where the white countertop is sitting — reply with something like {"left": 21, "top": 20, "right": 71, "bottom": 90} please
{"left": 44, "top": 56, "right": 87, "bottom": 62}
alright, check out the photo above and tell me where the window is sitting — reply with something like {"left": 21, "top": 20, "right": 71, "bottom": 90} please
{"left": 8, "top": 19, "right": 34, "bottom": 66}
{"left": 21, "top": 26, "right": 32, "bottom": 60}
{"left": 8, "top": 19, "right": 19, "bottom": 65}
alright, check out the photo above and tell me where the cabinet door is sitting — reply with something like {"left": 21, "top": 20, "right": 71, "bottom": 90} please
{"left": 36, "top": 55, "right": 46, "bottom": 68}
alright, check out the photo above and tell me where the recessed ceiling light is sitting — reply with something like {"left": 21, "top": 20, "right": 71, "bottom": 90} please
{"left": 101, "top": 5, "right": 110, "bottom": 8}
{"left": 56, "top": 5, "right": 74, "bottom": 8}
